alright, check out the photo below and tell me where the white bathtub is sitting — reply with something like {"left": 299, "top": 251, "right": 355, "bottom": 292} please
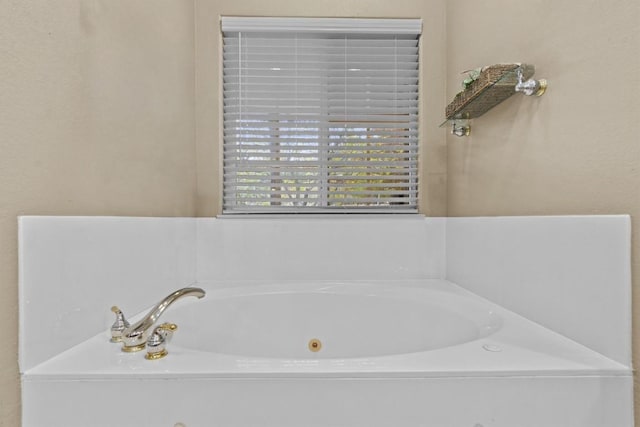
{"left": 23, "top": 279, "right": 631, "bottom": 427}
{"left": 20, "top": 216, "right": 633, "bottom": 426}
{"left": 168, "top": 282, "right": 502, "bottom": 360}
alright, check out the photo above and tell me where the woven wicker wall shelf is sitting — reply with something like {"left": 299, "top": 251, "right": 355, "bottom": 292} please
{"left": 441, "top": 63, "right": 546, "bottom": 137}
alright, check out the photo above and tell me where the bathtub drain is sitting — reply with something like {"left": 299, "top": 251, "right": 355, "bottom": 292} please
{"left": 308, "top": 338, "right": 322, "bottom": 352}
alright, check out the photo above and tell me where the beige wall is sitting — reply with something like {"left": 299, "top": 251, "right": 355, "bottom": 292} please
{"left": 194, "top": 0, "right": 448, "bottom": 216}
{"left": 0, "top": 1, "right": 195, "bottom": 424}
{"left": 446, "top": 0, "right": 640, "bottom": 420}
{"left": 4, "top": 0, "right": 639, "bottom": 424}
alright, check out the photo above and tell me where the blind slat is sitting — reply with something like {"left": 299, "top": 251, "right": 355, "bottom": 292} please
{"left": 226, "top": 197, "right": 419, "bottom": 205}
{"left": 224, "top": 129, "right": 419, "bottom": 136}
{"left": 224, "top": 142, "right": 418, "bottom": 149}
{"left": 222, "top": 76, "right": 419, "bottom": 85}
{"left": 224, "top": 116, "right": 418, "bottom": 124}
{"left": 224, "top": 167, "right": 418, "bottom": 174}
{"left": 224, "top": 153, "right": 417, "bottom": 160}
{"left": 224, "top": 174, "right": 419, "bottom": 182}
{"left": 225, "top": 189, "right": 418, "bottom": 197}
{"left": 225, "top": 181, "right": 416, "bottom": 189}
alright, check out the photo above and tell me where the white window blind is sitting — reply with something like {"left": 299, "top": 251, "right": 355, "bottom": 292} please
{"left": 221, "top": 17, "right": 421, "bottom": 213}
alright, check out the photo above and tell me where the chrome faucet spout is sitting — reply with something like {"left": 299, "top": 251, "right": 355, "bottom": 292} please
{"left": 121, "top": 287, "right": 205, "bottom": 352}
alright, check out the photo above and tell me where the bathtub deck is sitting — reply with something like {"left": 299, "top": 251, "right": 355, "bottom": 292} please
{"left": 24, "top": 279, "right": 629, "bottom": 380}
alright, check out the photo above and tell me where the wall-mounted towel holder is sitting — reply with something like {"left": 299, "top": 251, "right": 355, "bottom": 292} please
{"left": 441, "top": 63, "right": 547, "bottom": 137}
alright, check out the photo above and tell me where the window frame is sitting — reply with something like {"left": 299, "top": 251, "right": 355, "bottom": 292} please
{"left": 220, "top": 17, "right": 422, "bottom": 215}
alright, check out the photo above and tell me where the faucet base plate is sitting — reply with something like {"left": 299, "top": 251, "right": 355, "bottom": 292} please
{"left": 145, "top": 349, "right": 168, "bottom": 360}
{"left": 122, "top": 343, "right": 146, "bottom": 353}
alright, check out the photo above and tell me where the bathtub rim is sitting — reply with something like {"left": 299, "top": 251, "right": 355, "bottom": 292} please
{"left": 22, "top": 279, "right": 631, "bottom": 381}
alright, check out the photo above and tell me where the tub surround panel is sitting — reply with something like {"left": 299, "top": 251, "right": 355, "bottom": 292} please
{"left": 196, "top": 217, "right": 446, "bottom": 281}
{"left": 18, "top": 215, "right": 633, "bottom": 426}
{"left": 446, "top": 215, "right": 632, "bottom": 366}
{"left": 22, "top": 376, "right": 632, "bottom": 427}
{"left": 18, "top": 216, "right": 196, "bottom": 372}
{"left": 18, "top": 215, "right": 632, "bottom": 371}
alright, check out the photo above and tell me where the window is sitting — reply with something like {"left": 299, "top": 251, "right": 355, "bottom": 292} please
{"left": 221, "top": 17, "right": 421, "bottom": 213}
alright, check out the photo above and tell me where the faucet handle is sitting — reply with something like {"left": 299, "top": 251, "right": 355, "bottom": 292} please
{"left": 145, "top": 323, "right": 178, "bottom": 360}
{"left": 109, "top": 306, "right": 130, "bottom": 343}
